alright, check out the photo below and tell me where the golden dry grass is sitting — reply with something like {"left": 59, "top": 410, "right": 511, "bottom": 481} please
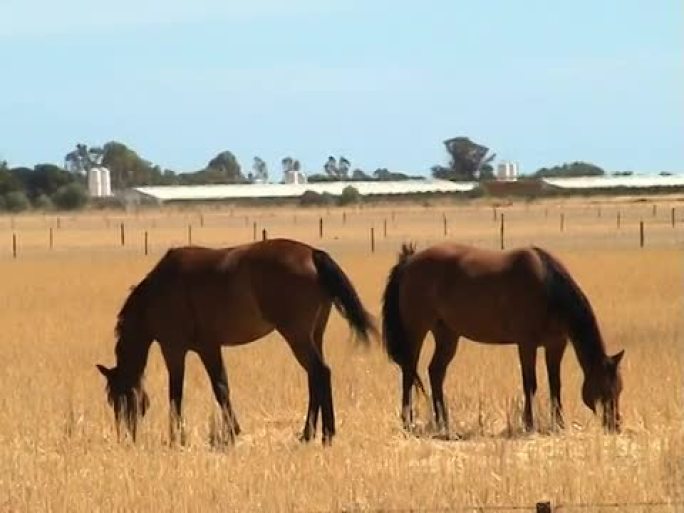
{"left": 0, "top": 196, "right": 682, "bottom": 512}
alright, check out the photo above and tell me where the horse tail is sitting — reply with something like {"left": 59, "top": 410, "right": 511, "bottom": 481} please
{"left": 532, "top": 246, "right": 601, "bottom": 348}
{"left": 381, "top": 243, "right": 426, "bottom": 395}
{"left": 312, "top": 249, "right": 377, "bottom": 344}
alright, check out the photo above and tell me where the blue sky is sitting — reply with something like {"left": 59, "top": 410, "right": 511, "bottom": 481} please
{"left": 1, "top": 0, "right": 682, "bottom": 177}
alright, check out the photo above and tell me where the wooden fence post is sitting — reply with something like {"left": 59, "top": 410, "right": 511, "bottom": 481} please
{"left": 49, "top": 227, "right": 53, "bottom": 250}
{"left": 12, "top": 233, "right": 17, "bottom": 259}
{"left": 319, "top": 217, "right": 324, "bottom": 238}
{"left": 640, "top": 220, "right": 644, "bottom": 248}
{"left": 617, "top": 211, "right": 621, "bottom": 230}
{"left": 262, "top": 228, "right": 267, "bottom": 241}
{"left": 187, "top": 224, "right": 192, "bottom": 245}
{"left": 672, "top": 207, "right": 676, "bottom": 227}
{"left": 500, "top": 213, "right": 505, "bottom": 250}
{"left": 442, "top": 213, "right": 448, "bottom": 237}
{"left": 144, "top": 231, "right": 149, "bottom": 256}
{"left": 383, "top": 218, "right": 387, "bottom": 238}
{"left": 493, "top": 206, "right": 497, "bottom": 221}
{"left": 252, "top": 221, "right": 257, "bottom": 241}
{"left": 536, "top": 501, "right": 552, "bottom": 513}
{"left": 120, "top": 223, "right": 125, "bottom": 247}
{"left": 370, "top": 227, "right": 375, "bottom": 253}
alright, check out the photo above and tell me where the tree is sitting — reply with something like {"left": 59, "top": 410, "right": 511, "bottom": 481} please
{"left": 431, "top": 136, "right": 496, "bottom": 181}
{"left": 52, "top": 183, "right": 89, "bottom": 210}
{"left": 352, "top": 168, "right": 371, "bottom": 181}
{"left": 324, "top": 156, "right": 338, "bottom": 178}
{"left": 3, "top": 191, "right": 30, "bottom": 212}
{"left": 102, "top": 141, "right": 162, "bottom": 189}
{"left": 338, "top": 156, "right": 350, "bottom": 179}
{"left": 252, "top": 157, "right": 268, "bottom": 182}
{"left": 338, "top": 185, "right": 361, "bottom": 206}
{"left": 534, "top": 162, "right": 605, "bottom": 178}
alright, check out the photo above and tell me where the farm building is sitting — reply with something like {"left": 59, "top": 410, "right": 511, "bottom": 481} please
{"left": 129, "top": 179, "right": 478, "bottom": 204}
{"left": 541, "top": 175, "right": 684, "bottom": 190}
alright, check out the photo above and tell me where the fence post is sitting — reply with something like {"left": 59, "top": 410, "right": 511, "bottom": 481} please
{"left": 370, "top": 227, "right": 375, "bottom": 253}
{"left": 144, "top": 231, "right": 149, "bottom": 256}
{"left": 442, "top": 213, "right": 448, "bottom": 237}
{"left": 252, "top": 221, "right": 257, "bottom": 241}
{"left": 120, "top": 223, "right": 125, "bottom": 247}
{"left": 500, "top": 213, "right": 505, "bottom": 250}
{"left": 536, "top": 501, "right": 552, "bottom": 513}
{"left": 617, "top": 211, "right": 621, "bottom": 230}
{"left": 12, "top": 233, "right": 17, "bottom": 259}
{"left": 49, "top": 227, "right": 53, "bottom": 250}
{"left": 672, "top": 207, "right": 676, "bottom": 227}
{"left": 200, "top": 213, "right": 204, "bottom": 227}
{"left": 319, "top": 217, "right": 324, "bottom": 238}
{"left": 493, "top": 206, "right": 497, "bottom": 221}
{"left": 383, "top": 218, "right": 388, "bottom": 238}
{"left": 187, "top": 224, "right": 192, "bottom": 245}
{"left": 640, "top": 220, "right": 644, "bottom": 248}
{"left": 262, "top": 228, "right": 267, "bottom": 241}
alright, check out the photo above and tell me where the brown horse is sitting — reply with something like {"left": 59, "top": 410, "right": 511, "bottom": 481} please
{"left": 381, "top": 242, "right": 624, "bottom": 436}
{"left": 97, "top": 238, "right": 376, "bottom": 446}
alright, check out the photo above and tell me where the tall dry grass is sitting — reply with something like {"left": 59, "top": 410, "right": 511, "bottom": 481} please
{"left": 0, "top": 198, "right": 682, "bottom": 512}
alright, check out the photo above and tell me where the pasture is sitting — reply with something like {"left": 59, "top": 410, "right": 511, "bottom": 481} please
{"left": 0, "top": 195, "right": 682, "bottom": 512}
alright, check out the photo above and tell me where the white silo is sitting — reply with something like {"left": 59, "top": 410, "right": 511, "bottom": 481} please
{"left": 100, "top": 167, "right": 112, "bottom": 196}
{"left": 88, "top": 167, "right": 102, "bottom": 196}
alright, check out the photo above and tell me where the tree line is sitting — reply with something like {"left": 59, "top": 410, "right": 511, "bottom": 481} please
{"left": 1, "top": 135, "right": 635, "bottom": 212}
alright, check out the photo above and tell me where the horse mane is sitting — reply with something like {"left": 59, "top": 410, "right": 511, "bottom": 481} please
{"left": 113, "top": 251, "right": 174, "bottom": 384}
{"left": 532, "top": 246, "right": 607, "bottom": 372}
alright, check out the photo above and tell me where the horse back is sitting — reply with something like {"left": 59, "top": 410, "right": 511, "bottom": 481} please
{"left": 401, "top": 244, "right": 552, "bottom": 344}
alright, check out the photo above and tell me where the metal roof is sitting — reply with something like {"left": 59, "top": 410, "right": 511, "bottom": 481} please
{"left": 133, "top": 179, "right": 477, "bottom": 201}
{"left": 542, "top": 175, "right": 684, "bottom": 189}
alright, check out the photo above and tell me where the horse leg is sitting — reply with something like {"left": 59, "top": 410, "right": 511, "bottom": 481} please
{"left": 517, "top": 343, "right": 538, "bottom": 432}
{"left": 428, "top": 322, "right": 459, "bottom": 436}
{"left": 160, "top": 345, "right": 187, "bottom": 445}
{"left": 401, "top": 328, "right": 428, "bottom": 432}
{"left": 198, "top": 347, "right": 240, "bottom": 444}
{"left": 300, "top": 303, "right": 332, "bottom": 442}
{"left": 545, "top": 337, "right": 567, "bottom": 430}
{"left": 281, "top": 327, "right": 335, "bottom": 446}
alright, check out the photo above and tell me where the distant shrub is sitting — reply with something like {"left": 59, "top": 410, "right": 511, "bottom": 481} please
{"left": 299, "top": 190, "right": 335, "bottom": 207}
{"left": 338, "top": 186, "right": 362, "bottom": 206}
{"left": 3, "top": 191, "right": 31, "bottom": 212}
{"left": 52, "top": 183, "right": 89, "bottom": 210}
{"left": 33, "top": 194, "right": 54, "bottom": 210}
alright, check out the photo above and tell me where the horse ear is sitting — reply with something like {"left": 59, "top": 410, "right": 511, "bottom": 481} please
{"left": 611, "top": 350, "right": 625, "bottom": 366}
{"left": 96, "top": 364, "right": 112, "bottom": 378}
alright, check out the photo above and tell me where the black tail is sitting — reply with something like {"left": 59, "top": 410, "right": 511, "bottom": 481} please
{"left": 381, "top": 243, "right": 426, "bottom": 394}
{"left": 313, "top": 249, "right": 377, "bottom": 344}
{"left": 532, "top": 246, "right": 605, "bottom": 365}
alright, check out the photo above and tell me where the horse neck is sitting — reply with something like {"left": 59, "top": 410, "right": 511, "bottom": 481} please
{"left": 114, "top": 334, "right": 153, "bottom": 389}
{"left": 568, "top": 323, "right": 607, "bottom": 377}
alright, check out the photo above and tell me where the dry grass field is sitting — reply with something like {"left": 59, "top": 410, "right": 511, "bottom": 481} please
{"left": 0, "top": 196, "right": 682, "bottom": 512}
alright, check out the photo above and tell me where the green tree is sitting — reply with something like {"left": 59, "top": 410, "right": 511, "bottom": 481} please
{"left": 534, "top": 161, "right": 605, "bottom": 178}
{"left": 3, "top": 191, "right": 30, "bottom": 212}
{"left": 338, "top": 185, "right": 361, "bottom": 206}
{"left": 431, "top": 136, "right": 496, "bottom": 181}
{"left": 102, "top": 141, "right": 164, "bottom": 189}
{"left": 52, "top": 183, "right": 89, "bottom": 210}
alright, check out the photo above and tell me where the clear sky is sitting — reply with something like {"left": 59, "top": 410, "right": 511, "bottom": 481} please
{"left": 1, "top": 0, "right": 682, "bottom": 177}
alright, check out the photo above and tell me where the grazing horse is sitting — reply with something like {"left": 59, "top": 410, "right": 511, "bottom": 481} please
{"left": 97, "top": 238, "right": 376, "bottom": 446}
{"left": 381, "top": 242, "right": 624, "bottom": 435}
